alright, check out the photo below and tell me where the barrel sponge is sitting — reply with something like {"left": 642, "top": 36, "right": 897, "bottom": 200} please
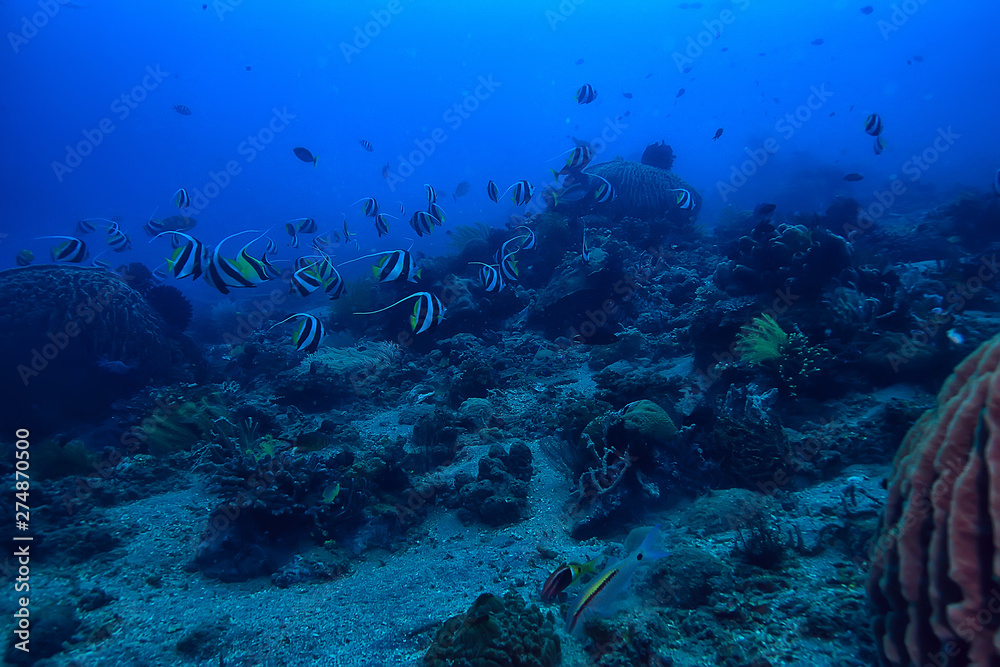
{"left": 867, "top": 331, "right": 1000, "bottom": 665}
{"left": 586, "top": 159, "right": 702, "bottom": 219}
{"left": 0, "top": 265, "right": 179, "bottom": 427}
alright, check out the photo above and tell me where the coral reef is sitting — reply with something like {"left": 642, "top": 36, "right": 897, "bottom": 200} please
{"left": 867, "top": 331, "right": 1000, "bottom": 665}
{"left": 640, "top": 140, "right": 676, "bottom": 170}
{"left": 454, "top": 443, "right": 533, "bottom": 526}
{"left": 582, "top": 159, "right": 702, "bottom": 220}
{"left": 423, "top": 591, "right": 561, "bottom": 666}
{"left": 714, "top": 222, "right": 853, "bottom": 299}
{"left": 0, "top": 265, "right": 188, "bottom": 431}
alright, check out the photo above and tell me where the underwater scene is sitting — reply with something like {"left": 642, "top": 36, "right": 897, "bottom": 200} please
{"left": 2, "top": 0, "right": 1000, "bottom": 665}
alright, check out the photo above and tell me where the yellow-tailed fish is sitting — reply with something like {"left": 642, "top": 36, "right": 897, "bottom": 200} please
{"left": 541, "top": 557, "right": 602, "bottom": 601}
{"left": 565, "top": 525, "right": 667, "bottom": 634}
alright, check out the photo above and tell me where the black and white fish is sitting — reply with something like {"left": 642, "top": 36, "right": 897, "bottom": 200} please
{"left": 203, "top": 231, "right": 259, "bottom": 294}
{"left": 506, "top": 180, "right": 534, "bottom": 206}
{"left": 172, "top": 188, "right": 191, "bottom": 209}
{"left": 107, "top": 226, "right": 131, "bottom": 252}
{"left": 487, "top": 180, "right": 500, "bottom": 203}
{"left": 593, "top": 175, "right": 615, "bottom": 203}
{"left": 154, "top": 231, "right": 206, "bottom": 280}
{"left": 864, "top": 113, "right": 883, "bottom": 136}
{"left": 354, "top": 197, "right": 379, "bottom": 218}
{"left": 575, "top": 83, "right": 598, "bottom": 104}
{"left": 425, "top": 184, "right": 438, "bottom": 205}
{"left": 410, "top": 211, "right": 436, "bottom": 237}
{"left": 356, "top": 291, "right": 444, "bottom": 334}
{"left": 37, "top": 236, "right": 88, "bottom": 263}
{"left": 670, "top": 188, "right": 695, "bottom": 211}
{"left": 359, "top": 139, "right": 373, "bottom": 152}
{"left": 370, "top": 249, "right": 419, "bottom": 283}
{"left": 270, "top": 313, "right": 326, "bottom": 353}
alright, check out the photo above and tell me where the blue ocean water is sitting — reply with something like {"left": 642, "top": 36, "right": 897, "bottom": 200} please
{"left": 2, "top": 1, "right": 1000, "bottom": 665}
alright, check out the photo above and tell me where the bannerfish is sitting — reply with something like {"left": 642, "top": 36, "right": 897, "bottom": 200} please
{"left": 864, "top": 113, "right": 883, "bottom": 136}
{"left": 575, "top": 83, "right": 597, "bottom": 104}
{"left": 173, "top": 104, "right": 192, "bottom": 115}
{"left": 359, "top": 139, "right": 373, "bottom": 152}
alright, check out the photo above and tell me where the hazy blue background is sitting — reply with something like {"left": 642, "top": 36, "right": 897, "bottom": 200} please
{"left": 1, "top": 0, "right": 997, "bottom": 299}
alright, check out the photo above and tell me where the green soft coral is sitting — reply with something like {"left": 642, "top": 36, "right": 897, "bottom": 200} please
{"left": 735, "top": 314, "right": 788, "bottom": 365}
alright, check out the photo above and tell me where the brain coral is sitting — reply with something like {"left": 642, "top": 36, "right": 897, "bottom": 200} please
{"left": 0, "top": 265, "right": 180, "bottom": 429}
{"left": 585, "top": 159, "right": 702, "bottom": 219}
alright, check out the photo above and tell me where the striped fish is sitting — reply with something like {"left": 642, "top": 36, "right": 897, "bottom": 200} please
{"left": 864, "top": 113, "right": 883, "bottom": 137}
{"left": 16, "top": 249, "right": 33, "bottom": 266}
{"left": 575, "top": 83, "right": 597, "bottom": 104}
{"left": 359, "top": 139, "right": 373, "bottom": 152}
{"left": 270, "top": 313, "right": 326, "bottom": 354}
{"left": 486, "top": 180, "right": 500, "bottom": 203}
{"left": 290, "top": 262, "right": 323, "bottom": 296}
{"left": 425, "top": 184, "right": 438, "bottom": 204}
{"left": 265, "top": 237, "right": 278, "bottom": 255}
{"left": 507, "top": 180, "right": 534, "bottom": 206}
{"left": 498, "top": 252, "right": 518, "bottom": 283}
{"left": 514, "top": 225, "right": 536, "bottom": 251}
{"left": 144, "top": 218, "right": 168, "bottom": 237}
{"left": 324, "top": 264, "right": 346, "bottom": 300}
{"left": 91, "top": 252, "right": 112, "bottom": 270}
{"left": 234, "top": 233, "right": 272, "bottom": 282}
{"left": 37, "top": 236, "right": 88, "bottom": 263}
{"left": 76, "top": 218, "right": 115, "bottom": 234}
{"left": 353, "top": 197, "right": 378, "bottom": 218}
{"left": 473, "top": 262, "right": 504, "bottom": 293}
{"left": 355, "top": 291, "right": 444, "bottom": 334}
{"left": 565, "top": 526, "right": 667, "bottom": 634}
{"left": 670, "top": 188, "right": 695, "bottom": 211}
{"left": 581, "top": 227, "right": 590, "bottom": 266}
{"left": 428, "top": 203, "right": 446, "bottom": 225}
{"left": 286, "top": 218, "right": 317, "bottom": 234}
{"left": 593, "top": 175, "right": 615, "bottom": 204}
{"left": 203, "top": 231, "right": 258, "bottom": 294}
{"left": 172, "top": 188, "right": 191, "bottom": 209}
{"left": 874, "top": 135, "right": 885, "bottom": 156}
{"left": 373, "top": 250, "right": 419, "bottom": 283}
{"left": 374, "top": 213, "right": 391, "bottom": 237}
{"left": 410, "top": 211, "right": 435, "bottom": 237}
{"left": 107, "top": 227, "right": 131, "bottom": 252}
{"left": 155, "top": 231, "right": 206, "bottom": 280}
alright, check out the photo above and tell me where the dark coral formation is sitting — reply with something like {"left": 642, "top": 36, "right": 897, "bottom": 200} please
{"left": 867, "top": 332, "right": 1000, "bottom": 665}
{"left": 144, "top": 284, "right": 193, "bottom": 332}
{"left": 714, "top": 222, "right": 853, "bottom": 299}
{"left": 0, "top": 265, "right": 185, "bottom": 431}
{"left": 423, "top": 592, "right": 561, "bottom": 666}
{"left": 454, "top": 442, "right": 533, "bottom": 526}
{"left": 582, "top": 159, "right": 702, "bottom": 219}
{"left": 640, "top": 140, "right": 676, "bottom": 170}
{"left": 192, "top": 444, "right": 410, "bottom": 582}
